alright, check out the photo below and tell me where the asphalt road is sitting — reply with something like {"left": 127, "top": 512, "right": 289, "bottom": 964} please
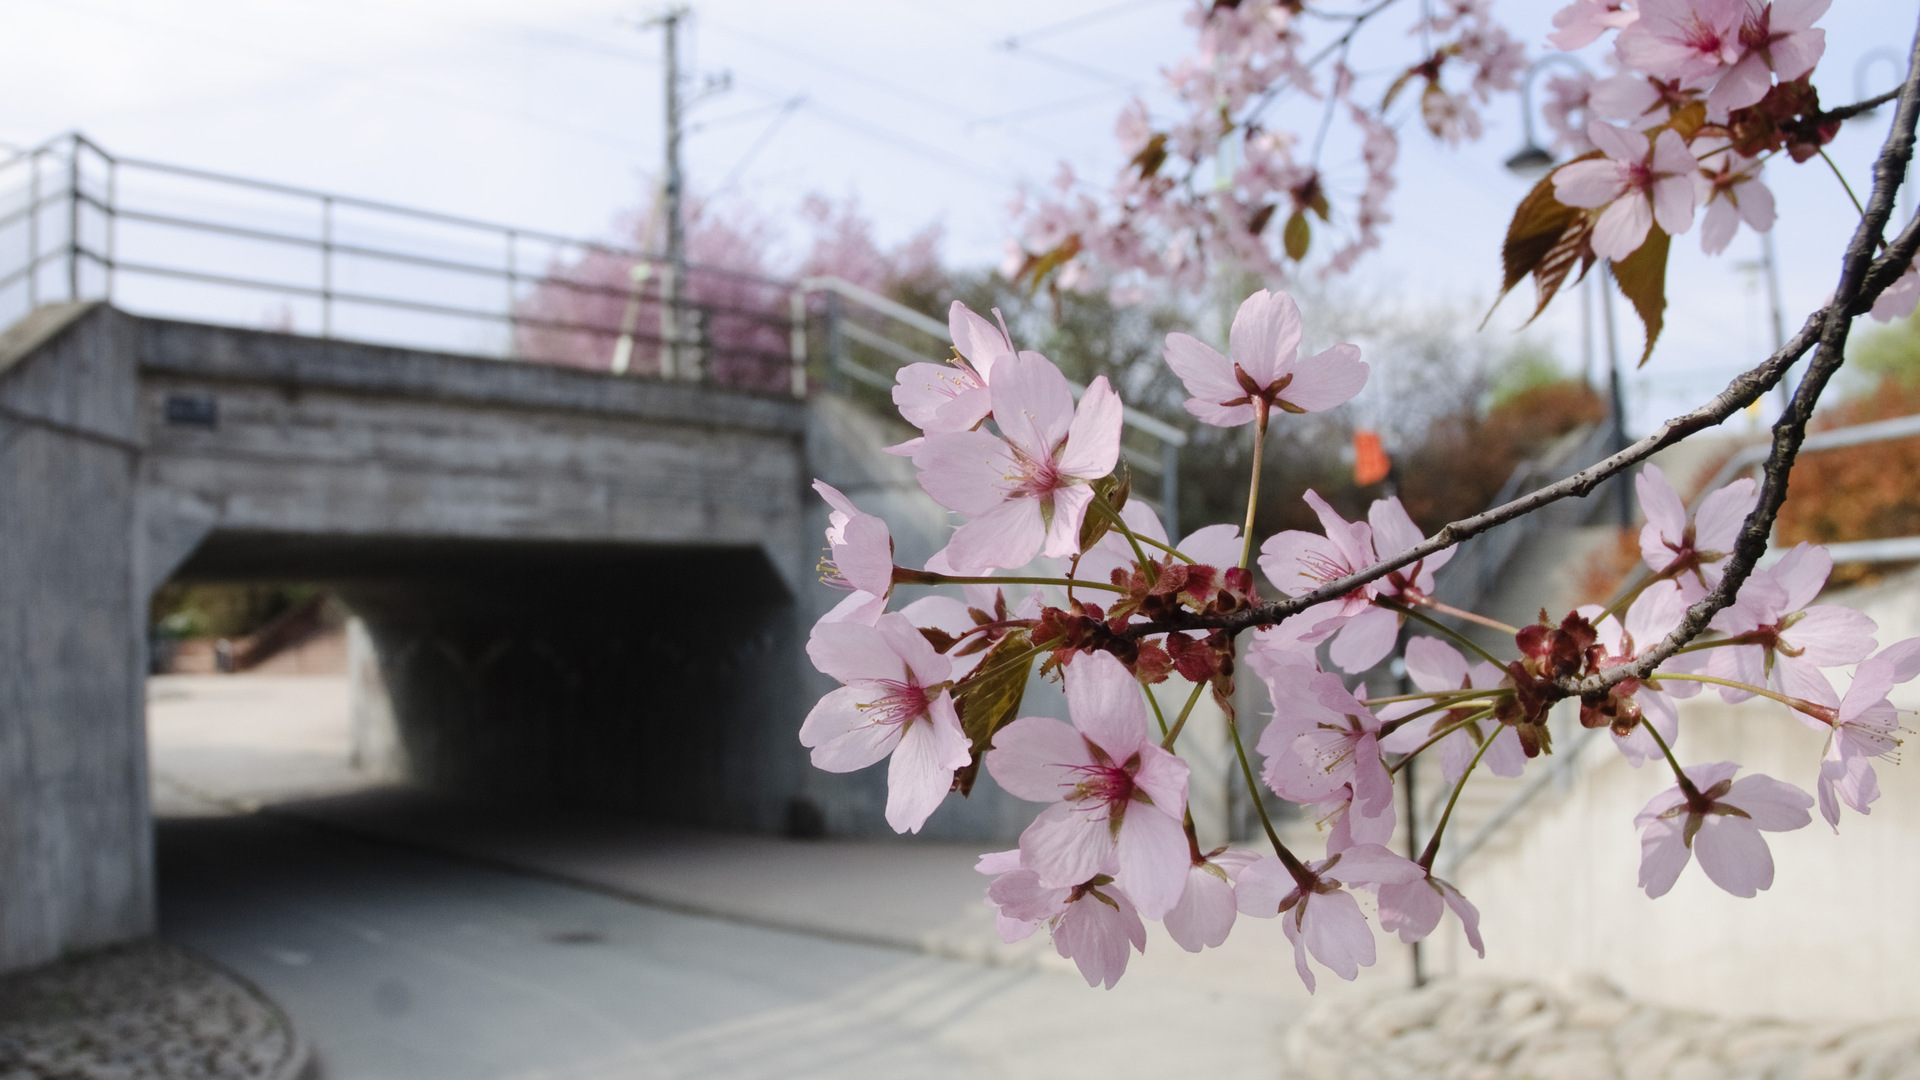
{"left": 157, "top": 812, "right": 1293, "bottom": 1080}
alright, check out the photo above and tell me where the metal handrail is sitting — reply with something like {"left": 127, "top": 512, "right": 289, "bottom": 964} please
{"left": 0, "top": 131, "right": 803, "bottom": 394}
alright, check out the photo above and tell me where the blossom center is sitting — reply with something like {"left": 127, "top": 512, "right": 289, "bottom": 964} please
{"left": 858, "top": 678, "right": 932, "bottom": 730}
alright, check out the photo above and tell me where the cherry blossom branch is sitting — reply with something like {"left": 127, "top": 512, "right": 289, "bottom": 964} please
{"left": 1560, "top": 21, "right": 1920, "bottom": 701}
{"left": 1817, "top": 86, "right": 1903, "bottom": 126}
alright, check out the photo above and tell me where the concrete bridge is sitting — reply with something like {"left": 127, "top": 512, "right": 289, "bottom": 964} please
{"left": 0, "top": 300, "right": 1050, "bottom": 973}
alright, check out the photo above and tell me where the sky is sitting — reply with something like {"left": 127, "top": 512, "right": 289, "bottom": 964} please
{"left": 3, "top": 0, "right": 1915, "bottom": 434}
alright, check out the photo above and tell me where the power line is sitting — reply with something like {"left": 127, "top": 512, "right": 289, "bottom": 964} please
{"left": 993, "top": 40, "right": 1139, "bottom": 87}
{"left": 701, "top": 18, "right": 978, "bottom": 122}
{"left": 1003, "top": 0, "right": 1180, "bottom": 46}
{"left": 711, "top": 96, "right": 805, "bottom": 199}
{"left": 971, "top": 87, "right": 1138, "bottom": 129}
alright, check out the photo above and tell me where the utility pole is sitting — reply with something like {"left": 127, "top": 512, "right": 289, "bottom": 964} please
{"left": 645, "top": 5, "right": 690, "bottom": 380}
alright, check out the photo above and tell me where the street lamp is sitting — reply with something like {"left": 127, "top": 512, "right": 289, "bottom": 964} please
{"left": 1503, "top": 55, "right": 1632, "bottom": 527}
{"left": 1503, "top": 55, "right": 1592, "bottom": 180}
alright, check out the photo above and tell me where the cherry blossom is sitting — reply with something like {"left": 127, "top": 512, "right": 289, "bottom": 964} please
{"left": 801, "top": 614, "right": 971, "bottom": 833}
{"left": 1871, "top": 263, "right": 1920, "bottom": 323}
{"left": 1637, "top": 464, "right": 1759, "bottom": 602}
{"left": 1254, "top": 658, "right": 1395, "bottom": 838}
{"left": 911, "top": 352, "right": 1122, "bottom": 573}
{"left": 1235, "top": 844, "right": 1424, "bottom": 991}
{"left": 1259, "top": 490, "right": 1403, "bottom": 671}
{"left": 979, "top": 852, "right": 1148, "bottom": 989}
{"left": 985, "top": 651, "right": 1192, "bottom": 918}
{"left": 891, "top": 302, "right": 1020, "bottom": 438}
{"left": 1377, "top": 637, "right": 1525, "bottom": 784}
{"left": 1161, "top": 289, "right": 1367, "bottom": 428}
{"left": 1377, "top": 869, "right": 1485, "bottom": 957}
{"left": 1164, "top": 849, "right": 1261, "bottom": 953}
{"left": 1543, "top": 69, "right": 1599, "bottom": 155}
{"left": 1614, "top": 0, "right": 1747, "bottom": 87}
{"left": 1693, "top": 141, "right": 1776, "bottom": 255}
{"left": 1709, "top": 0, "right": 1830, "bottom": 119}
{"left": 1586, "top": 587, "right": 1688, "bottom": 766}
{"left": 1705, "top": 542, "right": 1876, "bottom": 705}
{"left": 1553, "top": 121, "right": 1699, "bottom": 261}
{"left": 812, "top": 481, "right": 895, "bottom": 624}
{"left": 1634, "top": 761, "right": 1813, "bottom": 898}
{"left": 1070, "top": 501, "right": 1241, "bottom": 590}
{"left": 1813, "top": 638, "right": 1920, "bottom": 828}
{"left": 1551, "top": 1, "right": 1639, "bottom": 51}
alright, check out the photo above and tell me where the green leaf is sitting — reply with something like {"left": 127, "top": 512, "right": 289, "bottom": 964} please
{"left": 950, "top": 630, "right": 1033, "bottom": 797}
{"left": 1283, "top": 210, "right": 1311, "bottom": 261}
{"left": 1611, "top": 227, "right": 1671, "bottom": 367}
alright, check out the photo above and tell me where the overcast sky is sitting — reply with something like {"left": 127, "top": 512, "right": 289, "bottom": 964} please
{"left": 5, "top": 0, "right": 1914, "bottom": 432}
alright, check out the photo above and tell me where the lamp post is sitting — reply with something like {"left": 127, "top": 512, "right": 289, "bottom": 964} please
{"left": 1504, "top": 55, "right": 1630, "bottom": 526}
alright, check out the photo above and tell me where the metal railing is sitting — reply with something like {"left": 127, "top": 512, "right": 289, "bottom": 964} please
{"left": 0, "top": 132, "right": 801, "bottom": 394}
{"left": 0, "top": 133, "right": 1196, "bottom": 487}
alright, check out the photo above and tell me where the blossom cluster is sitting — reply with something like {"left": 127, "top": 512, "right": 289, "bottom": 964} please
{"left": 800, "top": 288, "right": 1914, "bottom": 992}
{"left": 1004, "top": 1, "right": 1920, "bottom": 333}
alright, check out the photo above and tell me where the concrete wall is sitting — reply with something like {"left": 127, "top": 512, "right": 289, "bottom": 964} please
{"left": 1438, "top": 570, "right": 1920, "bottom": 1022}
{"left": 0, "top": 304, "right": 154, "bottom": 971}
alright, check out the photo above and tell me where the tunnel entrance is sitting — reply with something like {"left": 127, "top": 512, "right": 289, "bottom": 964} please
{"left": 160, "top": 532, "right": 805, "bottom": 833}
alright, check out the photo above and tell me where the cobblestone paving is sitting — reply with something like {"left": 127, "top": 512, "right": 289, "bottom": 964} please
{"left": 0, "top": 941, "right": 303, "bottom": 1080}
{"left": 1287, "top": 977, "right": 1920, "bottom": 1080}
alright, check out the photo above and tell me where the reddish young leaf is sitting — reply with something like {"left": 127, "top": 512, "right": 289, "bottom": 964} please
{"left": 1611, "top": 227, "right": 1671, "bottom": 366}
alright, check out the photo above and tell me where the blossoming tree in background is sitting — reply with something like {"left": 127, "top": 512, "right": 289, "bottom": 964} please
{"left": 804, "top": 1, "right": 1920, "bottom": 991}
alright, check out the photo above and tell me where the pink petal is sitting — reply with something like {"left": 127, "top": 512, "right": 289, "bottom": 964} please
{"left": 1771, "top": 542, "right": 1832, "bottom": 612}
{"left": 912, "top": 430, "right": 1019, "bottom": 517}
{"left": 1040, "top": 483, "right": 1098, "bottom": 561}
{"left": 1300, "top": 888, "right": 1374, "bottom": 980}
{"left": 1228, "top": 289, "right": 1304, "bottom": 388}
{"left": 1329, "top": 605, "right": 1401, "bottom": 673}
{"left": 1692, "top": 477, "right": 1758, "bottom": 555}
{"left": 1404, "top": 636, "right": 1468, "bottom": 692}
{"left": 1769, "top": 26, "right": 1825, "bottom": 82}
{"left": 975, "top": 848, "right": 1023, "bottom": 876}
{"left": 1064, "top": 652, "right": 1153, "bottom": 759}
{"left": 1280, "top": 913, "right": 1317, "bottom": 992}
{"left": 1636, "top": 465, "right": 1688, "bottom": 558}
{"left": 989, "top": 352, "right": 1077, "bottom": 463}
{"left": 1700, "top": 197, "right": 1739, "bottom": 255}
{"left": 1366, "top": 497, "right": 1426, "bottom": 559}
{"left": 892, "top": 362, "right": 989, "bottom": 434}
{"left": 1553, "top": 159, "right": 1630, "bottom": 209}
{"left": 985, "top": 716, "right": 1093, "bottom": 801}
{"left": 1586, "top": 120, "right": 1646, "bottom": 164}
{"left": 1164, "top": 864, "right": 1238, "bottom": 952}
{"left": 1177, "top": 524, "right": 1243, "bottom": 571}
{"left": 1276, "top": 344, "right": 1368, "bottom": 413}
{"left": 1592, "top": 194, "right": 1654, "bottom": 262}
{"left": 1130, "top": 745, "right": 1191, "bottom": 814}
{"left": 1734, "top": 176, "right": 1776, "bottom": 232}
{"left": 1115, "top": 805, "right": 1192, "bottom": 919}
{"left": 1324, "top": 842, "right": 1423, "bottom": 886}
{"left": 949, "top": 301, "right": 1010, "bottom": 377}
{"left": 1692, "top": 816, "right": 1774, "bottom": 897}
{"left": 1481, "top": 725, "right": 1529, "bottom": 778}
{"left": 1258, "top": 531, "right": 1348, "bottom": 597}
{"left": 945, "top": 496, "right": 1047, "bottom": 574}
{"left": 817, "top": 590, "right": 885, "bottom": 627}
{"left": 884, "top": 696, "right": 970, "bottom": 833}
{"left": 806, "top": 620, "right": 905, "bottom": 685}
{"left": 1054, "top": 885, "right": 1145, "bottom": 989}
{"left": 800, "top": 686, "right": 903, "bottom": 772}
{"left": 1056, "top": 375, "right": 1123, "bottom": 480}
{"left": 1163, "top": 332, "right": 1244, "bottom": 416}
{"left": 1786, "top": 606, "right": 1877, "bottom": 666}
{"left": 1232, "top": 857, "right": 1296, "bottom": 918}
{"left": 1376, "top": 877, "right": 1443, "bottom": 944}
{"left": 1636, "top": 815, "right": 1691, "bottom": 899}
{"left": 1437, "top": 879, "right": 1486, "bottom": 957}
{"left": 1020, "top": 801, "right": 1115, "bottom": 890}
{"left": 1725, "top": 772, "right": 1814, "bottom": 831}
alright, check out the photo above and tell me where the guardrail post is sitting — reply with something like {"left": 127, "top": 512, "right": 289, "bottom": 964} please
{"left": 504, "top": 228, "right": 517, "bottom": 357}
{"left": 1160, "top": 440, "right": 1180, "bottom": 538}
{"left": 825, "top": 290, "right": 846, "bottom": 394}
{"left": 321, "top": 195, "right": 334, "bottom": 338}
{"left": 27, "top": 148, "right": 39, "bottom": 308}
{"left": 104, "top": 154, "right": 117, "bottom": 302}
{"left": 66, "top": 136, "right": 80, "bottom": 301}
{"left": 788, "top": 289, "right": 809, "bottom": 397}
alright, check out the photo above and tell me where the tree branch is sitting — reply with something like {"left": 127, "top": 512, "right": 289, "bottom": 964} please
{"left": 1123, "top": 19, "right": 1920, "bottom": 649}
{"left": 1560, "top": 17, "right": 1920, "bottom": 698}
{"left": 1817, "top": 86, "right": 1904, "bottom": 126}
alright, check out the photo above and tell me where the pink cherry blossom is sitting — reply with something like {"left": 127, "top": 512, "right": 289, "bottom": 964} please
{"left": 813, "top": 480, "right": 895, "bottom": 604}
{"left": 1163, "top": 849, "right": 1261, "bottom": 953}
{"left": 1708, "top": 0, "right": 1830, "bottom": 118}
{"left": 1370, "top": 496, "right": 1455, "bottom": 601}
{"left": 979, "top": 853, "right": 1148, "bottom": 988}
{"left": 890, "top": 302, "right": 1014, "bottom": 436}
{"left": 1235, "top": 844, "right": 1424, "bottom": 991}
{"left": 1615, "top": 0, "right": 1747, "bottom": 85}
{"left": 911, "top": 352, "right": 1123, "bottom": 573}
{"left": 1254, "top": 658, "right": 1396, "bottom": 837}
{"left": 1549, "top": 0, "right": 1638, "bottom": 51}
{"left": 985, "top": 651, "right": 1192, "bottom": 918}
{"left": 1637, "top": 463, "right": 1758, "bottom": 601}
{"left": 1162, "top": 289, "right": 1368, "bottom": 428}
{"left": 1543, "top": 70, "right": 1599, "bottom": 155}
{"left": 1871, "top": 263, "right": 1920, "bottom": 323}
{"left": 1377, "top": 637, "right": 1525, "bottom": 783}
{"left": 1587, "top": 588, "right": 1688, "bottom": 766}
{"left": 1706, "top": 542, "right": 1876, "bottom": 705}
{"left": 1070, "top": 501, "right": 1242, "bottom": 589}
{"left": 1693, "top": 141, "right": 1776, "bottom": 254}
{"left": 1588, "top": 73, "right": 1677, "bottom": 129}
{"left": 1377, "top": 870, "right": 1485, "bottom": 956}
{"left": 1814, "top": 638, "right": 1920, "bottom": 828}
{"left": 1553, "top": 121, "right": 1699, "bottom": 261}
{"left": 801, "top": 614, "right": 971, "bottom": 833}
{"left": 1634, "top": 761, "right": 1812, "bottom": 898}
{"left": 1259, "top": 490, "right": 1404, "bottom": 670}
